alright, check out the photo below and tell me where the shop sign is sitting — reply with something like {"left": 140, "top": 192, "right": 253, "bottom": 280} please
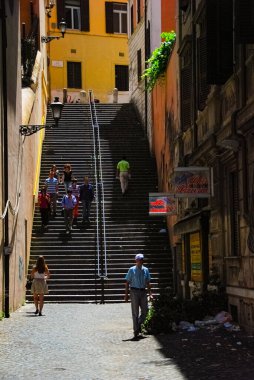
{"left": 190, "top": 232, "right": 202, "bottom": 282}
{"left": 172, "top": 167, "right": 211, "bottom": 197}
{"left": 149, "top": 193, "right": 177, "bottom": 216}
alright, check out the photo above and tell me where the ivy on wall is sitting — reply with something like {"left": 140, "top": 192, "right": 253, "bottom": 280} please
{"left": 142, "top": 31, "right": 176, "bottom": 91}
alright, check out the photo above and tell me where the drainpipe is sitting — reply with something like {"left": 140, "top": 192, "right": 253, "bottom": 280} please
{"left": 1, "top": 0, "right": 10, "bottom": 318}
{"left": 144, "top": 0, "right": 148, "bottom": 136}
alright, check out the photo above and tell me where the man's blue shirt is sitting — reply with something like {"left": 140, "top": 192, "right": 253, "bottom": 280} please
{"left": 125, "top": 265, "right": 151, "bottom": 288}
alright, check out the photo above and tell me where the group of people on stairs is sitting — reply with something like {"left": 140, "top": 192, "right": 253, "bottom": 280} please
{"left": 38, "top": 163, "right": 94, "bottom": 233}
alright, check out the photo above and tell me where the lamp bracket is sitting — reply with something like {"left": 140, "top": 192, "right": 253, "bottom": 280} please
{"left": 19, "top": 124, "right": 54, "bottom": 136}
{"left": 41, "top": 36, "right": 61, "bottom": 43}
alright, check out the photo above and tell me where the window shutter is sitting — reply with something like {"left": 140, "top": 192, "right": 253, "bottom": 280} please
{"left": 137, "top": 0, "right": 141, "bottom": 23}
{"left": 57, "top": 0, "right": 65, "bottom": 25}
{"left": 181, "top": 65, "right": 192, "bottom": 131}
{"left": 179, "top": 0, "right": 190, "bottom": 12}
{"left": 81, "top": 0, "right": 90, "bottom": 31}
{"left": 235, "top": 0, "right": 254, "bottom": 44}
{"left": 230, "top": 172, "right": 240, "bottom": 256}
{"left": 206, "top": 0, "right": 233, "bottom": 84}
{"left": 105, "top": 2, "right": 114, "bottom": 33}
{"left": 130, "top": 5, "right": 134, "bottom": 34}
{"left": 137, "top": 49, "right": 142, "bottom": 82}
{"left": 197, "top": 37, "right": 210, "bottom": 111}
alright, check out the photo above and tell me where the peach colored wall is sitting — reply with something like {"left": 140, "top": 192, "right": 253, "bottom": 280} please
{"left": 161, "top": 0, "right": 176, "bottom": 32}
{"left": 152, "top": 47, "right": 179, "bottom": 244}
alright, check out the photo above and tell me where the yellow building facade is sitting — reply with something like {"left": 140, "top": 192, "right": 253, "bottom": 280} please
{"left": 48, "top": 0, "right": 129, "bottom": 103}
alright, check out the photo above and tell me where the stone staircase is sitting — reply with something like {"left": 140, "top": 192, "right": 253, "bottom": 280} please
{"left": 26, "top": 103, "right": 172, "bottom": 303}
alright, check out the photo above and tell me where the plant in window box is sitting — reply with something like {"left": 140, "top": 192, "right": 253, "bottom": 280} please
{"left": 142, "top": 31, "right": 176, "bottom": 91}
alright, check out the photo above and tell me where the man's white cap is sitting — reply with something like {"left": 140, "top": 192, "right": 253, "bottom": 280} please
{"left": 135, "top": 253, "right": 144, "bottom": 261}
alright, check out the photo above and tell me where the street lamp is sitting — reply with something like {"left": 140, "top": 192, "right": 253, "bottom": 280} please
{"left": 41, "top": 19, "right": 66, "bottom": 43}
{"left": 19, "top": 97, "right": 64, "bottom": 136}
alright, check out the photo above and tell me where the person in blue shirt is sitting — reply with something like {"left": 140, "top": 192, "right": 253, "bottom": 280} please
{"left": 61, "top": 189, "right": 77, "bottom": 233}
{"left": 125, "top": 253, "right": 153, "bottom": 340}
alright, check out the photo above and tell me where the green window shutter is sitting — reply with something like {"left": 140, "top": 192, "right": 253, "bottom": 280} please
{"left": 81, "top": 0, "right": 90, "bottom": 31}
{"left": 105, "top": 2, "right": 114, "bottom": 33}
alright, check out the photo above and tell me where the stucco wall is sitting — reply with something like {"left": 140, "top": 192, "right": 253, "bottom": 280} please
{"left": 0, "top": 0, "right": 49, "bottom": 315}
{"left": 152, "top": 47, "right": 179, "bottom": 245}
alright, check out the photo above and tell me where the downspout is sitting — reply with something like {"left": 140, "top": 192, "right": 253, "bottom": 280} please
{"left": 1, "top": 0, "right": 10, "bottom": 317}
{"left": 144, "top": 0, "right": 148, "bottom": 135}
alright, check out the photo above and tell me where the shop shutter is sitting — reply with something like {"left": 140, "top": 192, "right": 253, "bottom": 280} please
{"left": 206, "top": 0, "right": 233, "bottom": 84}
{"left": 197, "top": 36, "right": 210, "bottom": 111}
{"left": 81, "top": 0, "right": 90, "bottom": 31}
{"left": 235, "top": 0, "right": 254, "bottom": 44}
{"left": 57, "top": 0, "right": 65, "bottom": 25}
{"left": 105, "top": 2, "right": 114, "bottom": 33}
{"left": 181, "top": 65, "right": 192, "bottom": 131}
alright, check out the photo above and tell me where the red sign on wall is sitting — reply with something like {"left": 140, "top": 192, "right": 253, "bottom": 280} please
{"left": 149, "top": 193, "right": 177, "bottom": 216}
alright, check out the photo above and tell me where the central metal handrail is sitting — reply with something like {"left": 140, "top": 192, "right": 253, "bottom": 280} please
{"left": 88, "top": 91, "right": 108, "bottom": 286}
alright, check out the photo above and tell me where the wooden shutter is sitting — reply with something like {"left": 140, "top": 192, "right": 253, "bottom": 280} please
{"left": 235, "top": 0, "right": 254, "bottom": 44}
{"left": 57, "top": 0, "right": 65, "bottom": 25}
{"left": 137, "top": 0, "right": 141, "bottom": 23}
{"left": 197, "top": 37, "right": 210, "bottom": 111}
{"left": 206, "top": 0, "right": 233, "bottom": 84}
{"left": 230, "top": 172, "right": 240, "bottom": 256}
{"left": 179, "top": 0, "right": 190, "bottom": 12}
{"left": 105, "top": 1, "right": 114, "bottom": 33}
{"left": 137, "top": 49, "right": 142, "bottom": 82}
{"left": 130, "top": 5, "right": 134, "bottom": 34}
{"left": 81, "top": 0, "right": 90, "bottom": 31}
{"left": 181, "top": 65, "right": 192, "bottom": 131}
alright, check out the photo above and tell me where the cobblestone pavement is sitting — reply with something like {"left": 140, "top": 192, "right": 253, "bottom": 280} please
{"left": 0, "top": 303, "right": 254, "bottom": 380}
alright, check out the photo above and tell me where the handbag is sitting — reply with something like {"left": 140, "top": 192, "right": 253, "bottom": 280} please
{"left": 25, "top": 277, "right": 33, "bottom": 290}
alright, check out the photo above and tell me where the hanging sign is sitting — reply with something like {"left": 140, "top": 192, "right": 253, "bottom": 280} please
{"left": 149, "top": 193, "right": 177, "bottom": 216}
{"left": 172, "top": 167, "right": 211, "bottom": 197}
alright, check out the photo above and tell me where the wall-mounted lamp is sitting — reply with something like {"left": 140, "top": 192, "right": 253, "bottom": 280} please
{"left": 20, "top": 97, "right": 64, "bottom": 136}
{"left": 45, "top": 0, "right": 56, "bottom": 18}
{"left": 41, "top": 19, "right": 66, "bottom": 43}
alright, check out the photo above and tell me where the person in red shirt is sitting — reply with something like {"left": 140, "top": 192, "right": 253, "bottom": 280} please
{"left": 38, "top": 187, "right": 50, "bottom": 229}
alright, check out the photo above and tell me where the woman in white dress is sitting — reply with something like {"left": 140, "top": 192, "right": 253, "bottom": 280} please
{"left": 30, "top": 256, "right": 50, "bottom": 316}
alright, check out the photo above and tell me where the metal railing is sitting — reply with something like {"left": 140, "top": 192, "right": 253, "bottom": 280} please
{"left": 88, "top": 90, "right": 108, "bottom": 302}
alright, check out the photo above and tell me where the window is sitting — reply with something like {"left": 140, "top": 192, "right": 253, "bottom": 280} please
{"left": 65, "top": 0, "right": 81, "bottom": 30}
{"left": 57, "top": 0, "right": 90, "bottom": 32}
{"left": 229, "top": 171, "right": 240, "bottom": 256}
{"left": 115, "top": 65, "right": 129, "bottom": 91}
{"left": 137, "top": 49, "right": 142, "bottom": 82}
{"left": 130, "top": 5, "right": 134, "bottom": 34}
{"left": 105, "top": 2, "right": 127, "bottom": 34}
{"left": 67, "top": 62, "right": 82, "bottom": 88}
{"left": 137, "top": 0, "right": 141, "bottom": 23}
{"left": 180, "top": 42, "right": 192, "bottom": 131}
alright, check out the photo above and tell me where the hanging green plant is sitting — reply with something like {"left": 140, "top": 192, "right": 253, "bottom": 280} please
{"left": 142, "top": 31, "right": 176, "bottom": 91}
